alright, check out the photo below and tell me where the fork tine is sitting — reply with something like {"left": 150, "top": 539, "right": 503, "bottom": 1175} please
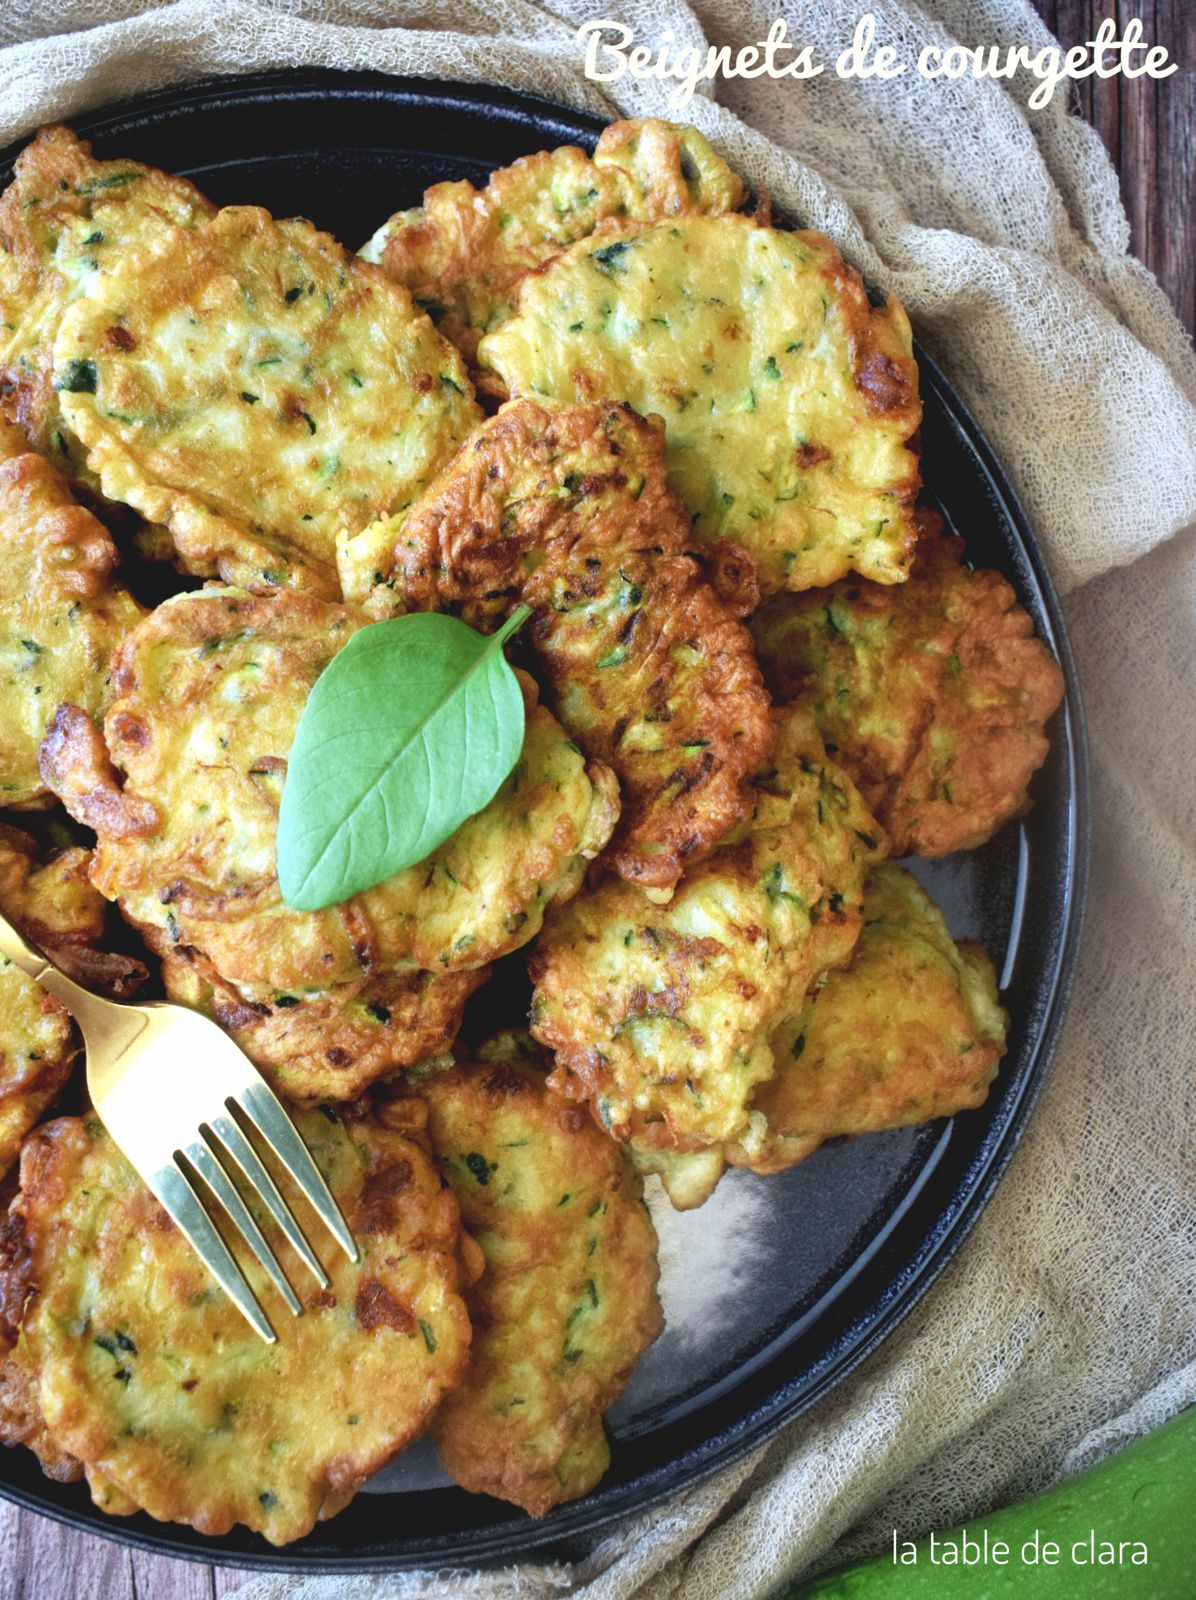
{"left": 234, "top": 1083, "right": 358, "bottom": 1263}
{"left": 151, "top": 1162, "right": 276, "bottom": 1343}
{"left": 209, "top": 1114, "right": 329, "bottom": 1291}
{"left": 183, "top": 1140, "right": 302, "bottom": 1317}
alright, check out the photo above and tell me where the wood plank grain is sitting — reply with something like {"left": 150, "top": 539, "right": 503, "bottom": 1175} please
{"left": 1, "top": 1502, "right": 133, "bottom": 1600}
{"left": 0, "top": 1499, "right": 256, "bottom": 1599}
{"left": 125, "top": 1543, "right": 256, "bottom": 1600}
{"left": 1036, "top": 1, "right": 1196, "bottom": 333}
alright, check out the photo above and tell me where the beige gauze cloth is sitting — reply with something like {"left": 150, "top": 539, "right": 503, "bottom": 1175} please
{"left": 2, "top": 2, "right": 1194, "bottom": 1596}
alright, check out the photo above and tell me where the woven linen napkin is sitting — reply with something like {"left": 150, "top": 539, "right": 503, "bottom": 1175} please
{"left": 1, "top": 4, "right": 1193, "bottom": 1597}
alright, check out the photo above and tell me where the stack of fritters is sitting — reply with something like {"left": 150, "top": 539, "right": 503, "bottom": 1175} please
{"left": 0, "top": 822, "right": 146, "bottom": 1182}
{"left": 340, "top": 396, "right": 774, "bottom": 888}
{"left": 750, "top": 513, "right": 1066, "bottom": 854}
{"left": 0, "top": 117, "right": 1065, "bottom": 1541}
{"left": 39, "top": 588, "right": 618, "bottom": 1101}
{"left": 0, "top": 125, "right": 216, "bottom": 474}
{"left": 359, "top": 117, "right": 753, "bottom": 375}
{"left": 477, "top": 215, "right": 922, "bottom": 594}
{"left": 530, "top": 706, "right": 887, "bottom": 1201}
{"left": 0, "top": 418, "right": 143, "bottom": 808}
{"left": 423, "top": 1031, "right": 662, "bottom": 1516}
{"left": 0, "top": 1103, "right": 478, "bottom": 1542}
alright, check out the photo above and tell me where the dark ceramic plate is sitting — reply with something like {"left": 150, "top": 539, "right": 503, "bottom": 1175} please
{"left": 0, "top": 71, "right": 1088, "bottom": 1572}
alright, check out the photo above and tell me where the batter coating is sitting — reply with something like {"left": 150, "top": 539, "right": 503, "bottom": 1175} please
{"left": 749, "top": 520, "right": 1066, "bottom": 854}
{"left": 0, "top": 821, "right": 147, "bottom": 1180}
{"left": 529, "top": 708, "right": 887, "bottom": 1167}
{"left": 0, "top": 419, "right": 143, "bottom": 807}
{"left": 0, "top": 1355, "right": 82, "bottom": 1484}
{"left": 53, "top": 205, "right": 480, "bottom": 593}
{"left": 1, "top": 1104, "right": 474, "bottom": 1544}
{"left": 0, "top": 958, "right": 74, "bottom": 1186}
{"left": 633, "top": 862, "right": 1007, "bottom": 1203}
{"left": 730, "top": 863, "right": 1008, "bottom": 1174}
{"left": 341, "top": 398, "right": 773, "bottom": 887}
{"left": 627, "top": 1145, "right": 729, "bottom": 1213}
{"left": 38, "top": 589, "right": 616, "bottom": 1096}
{"left": 479, "top": 215, "right": 922, "bottom": 595}
{"left": 0, "top": 124, "right": 214, "bottom": 474}
{"left": 0, "top": 823, "right": 145, "bottom": 1000}
{"left": 362, "top": 118, "right": 748, "bottom": 372}
{"left": 424, "top": 1033, "right": 662, "bottom": 1515}
{"left": 161, "top": 949, "right": 484, "bottom": 1104}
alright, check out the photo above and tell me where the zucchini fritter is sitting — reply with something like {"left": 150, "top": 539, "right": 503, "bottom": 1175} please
{"left": 160, "top": 950, "right": 480, "bottom": 1105}
{"left": 633, "top": 862, "right": 1008, "bottom": 1203}
{"left": 361, "top": 118, "right": 748, "bottom": 373}
{"left": 0, "top": 961, "right": 74, "bottom": 1185}
{"left": 52, "top": 205, "right": 480, "bottom": 594}
{"left": 730, "top": 864, "right": 1008, "bottom": 1175}
{"left": 0, "top": 823, "right": 145, "bottom": 1000}
{"left": 39, "top": 588, "right": 617, "bottom": 1097}
{"left": 0, "top": 419, "right": 143, "bottom": 807}
{"left": 0, "top": 124, "right": 214, "bottom": 472}
{"left": 423, "top": 1033, "right": 662, "bottom": 1516}
{"left": 478, "top": 215, "right": 922, "bottom": 595}
{"left": 529, "top": 708, "right": 887, "bottom": 1170}
{"left": 341, "top": 398, "right": 773, "bottom": 887}
{"left": 749, "top": 522, "right": 1066, "bottom": 854}
{"left": 1, "top": 1104, "right": 474, "bottom": 1544}
{"left": 0, "top": 1355, "right": 81, "bottom": 1484}
{"left": 0, "top": 821, "right": 147, "bottom": 1179}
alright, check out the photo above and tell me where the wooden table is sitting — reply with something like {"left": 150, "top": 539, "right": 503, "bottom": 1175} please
{"left": 1042, "top": 2, "right": 1194, "bottom": 333}
{"left": 2, "top": 9, "right": 1193, "bottom": 1598}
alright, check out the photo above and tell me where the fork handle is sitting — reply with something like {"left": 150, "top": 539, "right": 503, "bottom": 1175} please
{"left": 0, "top": 907, "right": 52, "bottom": 982}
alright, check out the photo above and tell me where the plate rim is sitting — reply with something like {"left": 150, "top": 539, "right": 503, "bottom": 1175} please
{"left": 0, "top": 67, "right": 1090, "bottom": 1573}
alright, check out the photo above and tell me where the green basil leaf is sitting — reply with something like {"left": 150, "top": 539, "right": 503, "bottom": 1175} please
{"left": 277, "top": 606, "right": 530, "bottom": 911}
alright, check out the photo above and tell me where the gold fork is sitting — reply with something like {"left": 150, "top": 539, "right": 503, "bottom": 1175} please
{"left": 0, "top": 909, "right": 357, "bottom": 1343}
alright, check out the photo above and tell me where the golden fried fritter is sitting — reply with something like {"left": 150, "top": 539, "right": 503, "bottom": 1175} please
{"left": 730, "top": 864, "right": 1007, "bottom": 1174}
{"left": 0, "top": 823, "right": 146, "bottom": 1000}
{"left": 361, "top": 119, "right": 748, "bottom": 372}
{"left": 161, "top": 948, "right": 484, "bottom": 1104}
{"left": 749, "top": 521, "right": 1066, "bottom": 854}
{"left": 341, "top": 398, "right": 773, "bottom": 888}
{"left": 593, "top": 118, "right": 749, "bottom": 216}
{"left": 0, "top": 124, "right": 214, "bottom": 472}
{"left": 0, "top": 419, "right": 143, "bottom": 807}
{"left": 0, "top": 821, "right": 148, "bottom": 1178}
{"left": 529, "top": 708, "right": 886, "bottom": 1172}
{"left": 423, "top": 1032, "right": 662, "bottom": 1516}
{"left": 39, "top": 588, "right": 616, "bottom": 1096}
{"left": 0, "top": 1355, "right": 81, "bottom": 1484}
{"left": 1, "top": 1104, "right": 474, "bottom": 1544}
{"left": 0, "top": 959, "right": 74, "bottom": 1184}
{"left": 629, "top": 866, "right": 1006, "bottom": 1205}
{"left": 479, "top": 215, "right": 922, "bottom": 596}
{"left": 43, "top": 588, "right": 618, "bottom": 984}
{"left": 52, "top": 205, "right": 480, "bottom": 594}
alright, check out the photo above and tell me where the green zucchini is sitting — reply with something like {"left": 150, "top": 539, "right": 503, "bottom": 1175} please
{"left": 791, "top": 1408, "right": 1195, "bottom": 1597}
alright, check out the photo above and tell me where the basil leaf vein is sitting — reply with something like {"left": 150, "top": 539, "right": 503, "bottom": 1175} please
{"left": 277, "top": 606, "right": 529, "bottom": 910}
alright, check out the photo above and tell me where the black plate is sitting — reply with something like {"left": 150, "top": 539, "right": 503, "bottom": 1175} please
{"left": 0, "top": 71, "right": 1089, "bottom": 1572}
